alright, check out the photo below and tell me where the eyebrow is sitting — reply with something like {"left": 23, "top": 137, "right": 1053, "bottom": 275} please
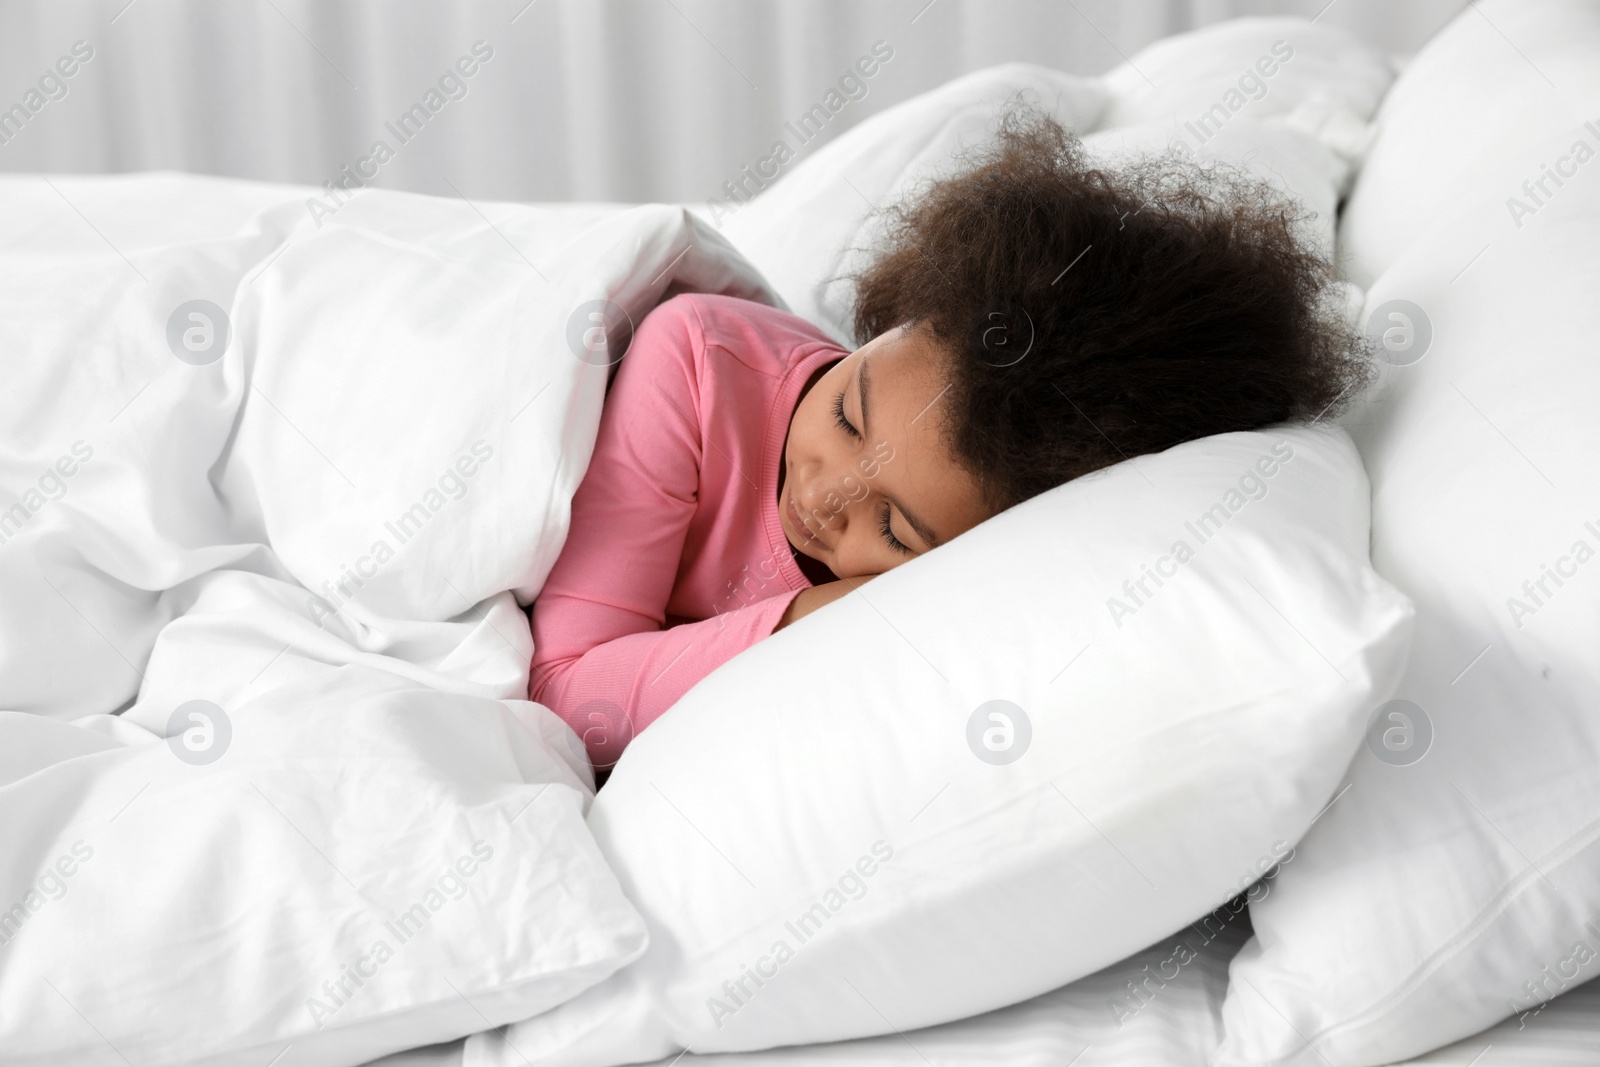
{"left": 857, "top": 356, "right": 941, "bottom": 550}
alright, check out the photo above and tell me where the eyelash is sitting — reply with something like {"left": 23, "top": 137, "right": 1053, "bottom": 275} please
{"left": 831, "top": 390, "right": 911, "bottom": 555}
{"left": 880, "top": 504, "right": 912, "bottom": 555}
{"left": 830, "top": 390, "right": 858, "bottom": 437}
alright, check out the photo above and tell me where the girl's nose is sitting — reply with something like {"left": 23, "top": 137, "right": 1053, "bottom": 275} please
{"left": 801, "top": 487, "right": 854, "bottom": 542}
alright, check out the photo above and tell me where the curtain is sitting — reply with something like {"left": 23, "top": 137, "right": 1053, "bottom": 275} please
{"left": 0, "top": 0, "right": 1467, "bottom": 203}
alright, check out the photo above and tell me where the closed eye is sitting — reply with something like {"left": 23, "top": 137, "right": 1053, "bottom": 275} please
{"left": 831, "top": 390, "right": 859, "bottom": 437}
{"left": 880, "top": 502, "right": 912, "bottom": 555}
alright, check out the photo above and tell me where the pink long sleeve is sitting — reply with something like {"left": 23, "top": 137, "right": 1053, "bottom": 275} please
{"left": 529, "top": 293, "right": 846, "bottom": 770}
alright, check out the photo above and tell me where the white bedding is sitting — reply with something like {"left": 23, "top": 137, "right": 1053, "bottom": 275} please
{"left": 364, "top": 914, "right": 1600, "bottom": 1067}
{"left": 9, "top": 7, "right": 1600, "bottom": 1063}
{"left": 0, "top": 171, "right": 776, "bottom": 1064}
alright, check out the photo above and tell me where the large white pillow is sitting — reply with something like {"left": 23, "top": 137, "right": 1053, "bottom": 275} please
{"left": 1213, "top": 110, "right": 1600, "bottom": 1067}
{"left": 0, "top": 667, "right": 646, "bottom": 1067}
{"left": 465, "top": 424, "right": 1413, "bottom": 1066}
{"left": 1337, "top": 0, "right": 1600, "bottom": 289}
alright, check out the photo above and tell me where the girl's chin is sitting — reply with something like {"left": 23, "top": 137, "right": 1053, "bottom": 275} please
{"left": 787, "top": 535, "right": 821, "bottom": 561}
{"left": 784, "top": 531, "right": 835, "bottom": 576}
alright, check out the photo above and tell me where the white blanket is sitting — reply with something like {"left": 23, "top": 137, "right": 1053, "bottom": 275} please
{"left": 0, "top": 172, "right": 776, "bottom": 1065}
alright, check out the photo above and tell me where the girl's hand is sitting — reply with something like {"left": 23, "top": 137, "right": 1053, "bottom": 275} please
{"left": 775, "top": 573, "right": 877, "bottom": 631}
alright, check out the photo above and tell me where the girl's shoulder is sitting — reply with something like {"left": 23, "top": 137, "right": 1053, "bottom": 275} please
{"left": 648, "top": 292, "right": 847, "bottom": 380}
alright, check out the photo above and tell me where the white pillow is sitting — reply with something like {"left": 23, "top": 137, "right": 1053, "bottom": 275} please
{"left": 0, "top": 668, "right": 646, "bottom": 1067}
{"left": 1337, "top": 0, "right": 1600, "bottom": 290}
{"left": 465, "top": 424, "right": 1413, "bottom": 1066}
{"left": 1081, "top": 116, "right": 1352, "bottom": 263}
{"left": 1086, "top": 17, "right": 1396, "bottom": 272}
{"left": 718, "top": 63, "right": 1108, "bottom": 347}
{"left": 1096, "top": 16, "right": 1393, "bottom": 134}
{"left": 719, "top": 21, "right": 1390, "bottom": 352}
{"left": 1214, "top": 109, "right": 1600, "bottom": 1067}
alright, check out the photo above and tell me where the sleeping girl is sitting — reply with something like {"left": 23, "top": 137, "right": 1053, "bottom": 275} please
{"left": 528, "top": 104, "right": 1372, "bottom": 776}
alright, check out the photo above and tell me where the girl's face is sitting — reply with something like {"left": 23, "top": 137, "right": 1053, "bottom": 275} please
{"left": 780, "top": 324, "right": 992, "bottom": 580}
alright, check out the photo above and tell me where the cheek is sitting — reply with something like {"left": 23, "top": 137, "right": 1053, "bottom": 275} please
{"left": 782, "top": 421, "right": 807, "bottom": 472}
{"left": 839, "top": 534, "right": 914, "bottom": 580}
{"left": 788, "top": 397, "right": 828, "bottom": 461}
{"left": 832, "top": 530, "right": 876, "bottom": 578}
{"left": 792, "top": 399, "right": 851, "bottom": 472}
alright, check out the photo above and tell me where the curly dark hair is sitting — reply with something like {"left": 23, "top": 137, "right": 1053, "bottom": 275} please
{"left": 848, "top": 101, "right": 1373, "bottom": 515}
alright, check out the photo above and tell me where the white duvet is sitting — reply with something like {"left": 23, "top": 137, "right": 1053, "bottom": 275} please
{"left": 0, "top": 172, "right": 775, "bottom": 1065}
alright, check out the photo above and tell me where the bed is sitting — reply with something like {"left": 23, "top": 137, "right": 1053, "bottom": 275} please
{"left": 4, "top": 3, "right": 1598, "bottom": 1066}
{"left": 364, "top": 915, "right": 1600, "bottom": 1067}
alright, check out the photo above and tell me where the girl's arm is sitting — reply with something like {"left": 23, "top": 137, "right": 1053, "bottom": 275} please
{"left": 774, "top": 575, "right": 872, "bottom": 631}
{"left": 528, "top": 296, "right": 804, "bottom": 769}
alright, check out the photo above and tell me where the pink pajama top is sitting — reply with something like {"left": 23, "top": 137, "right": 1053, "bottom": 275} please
{"left": 528, "top": 293, "right": 848, "bottom": 769}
